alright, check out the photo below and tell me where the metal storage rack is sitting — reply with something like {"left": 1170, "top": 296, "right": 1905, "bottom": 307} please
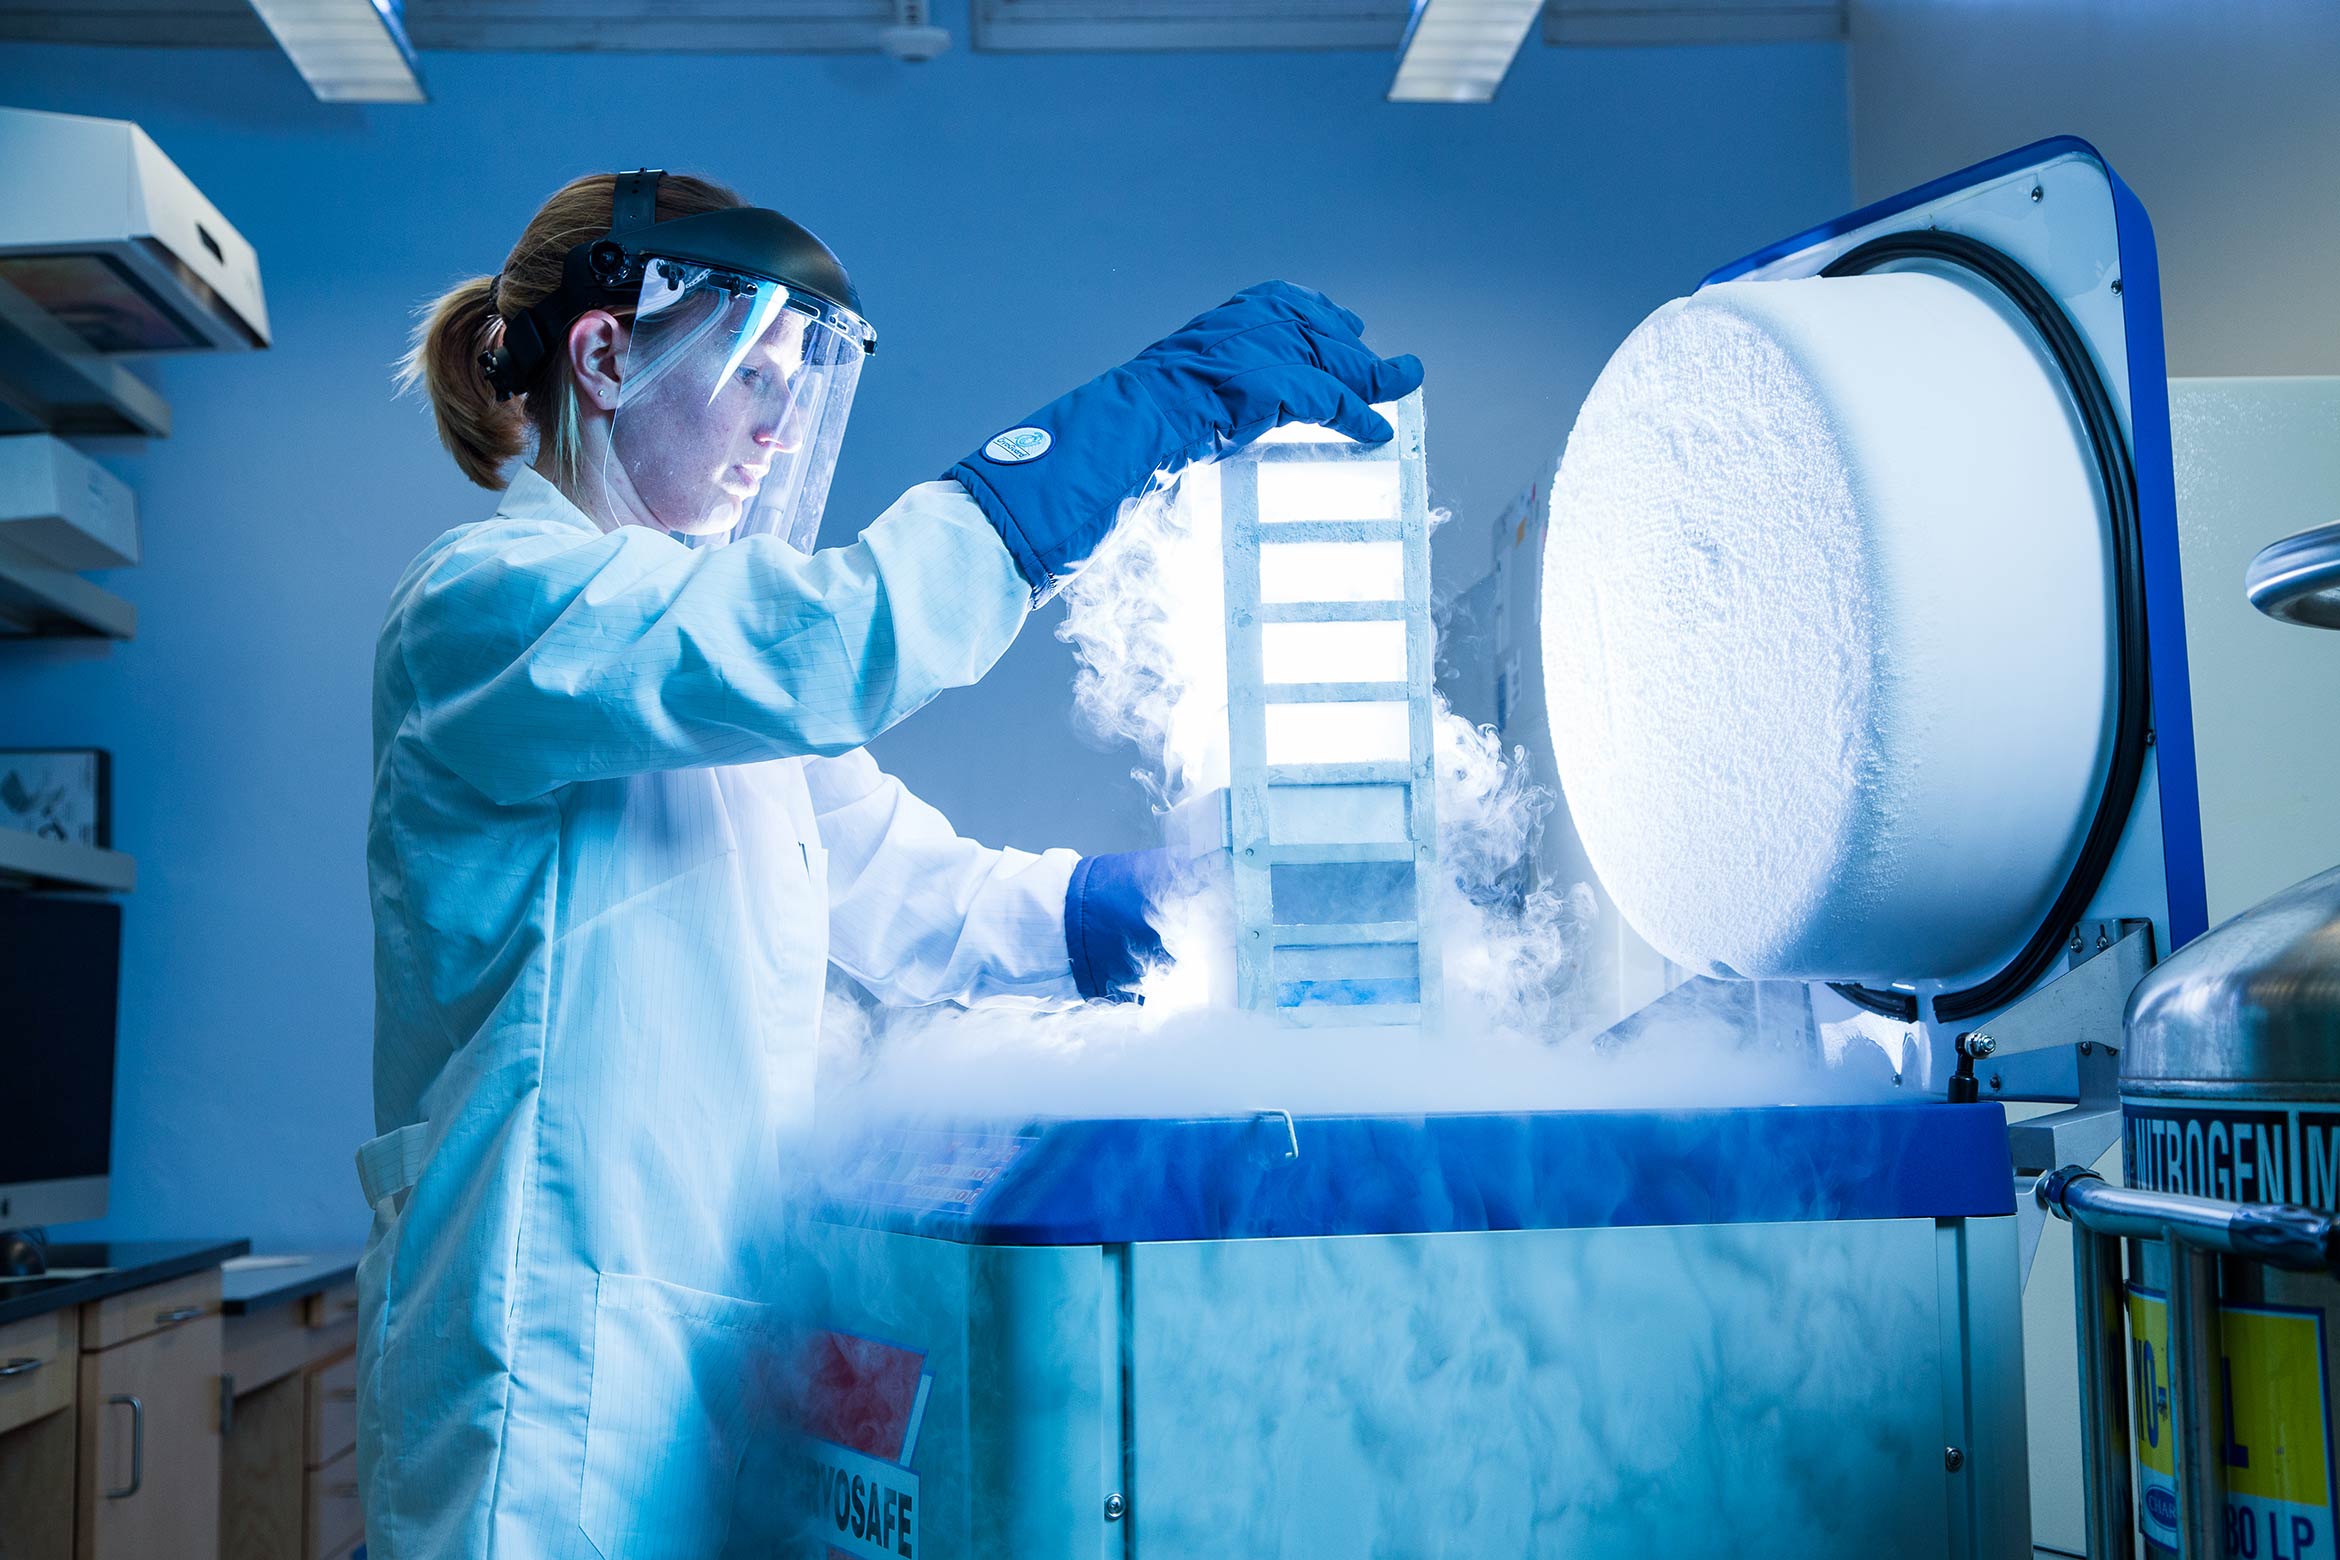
{"left": 1216, "top": 389, "right": 1440, "bottom": 1025}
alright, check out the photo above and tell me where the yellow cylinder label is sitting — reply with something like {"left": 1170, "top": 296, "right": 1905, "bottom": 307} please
{"left": 2128, "top": 1285, "right": 2335, "bottom": 1558}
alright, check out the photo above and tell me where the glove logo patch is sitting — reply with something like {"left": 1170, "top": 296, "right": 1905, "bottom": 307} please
{"left": 983, "top": 426, "right": 1053, "bottom": 464}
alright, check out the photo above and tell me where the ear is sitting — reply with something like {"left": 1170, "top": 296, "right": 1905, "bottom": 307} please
{"left": 566, "top": 310, "right": 628, "bottom": 413}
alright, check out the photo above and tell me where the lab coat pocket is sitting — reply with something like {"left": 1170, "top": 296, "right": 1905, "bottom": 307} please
{"left": 580, "top": 1271, "right": 778, "bottom": 1560}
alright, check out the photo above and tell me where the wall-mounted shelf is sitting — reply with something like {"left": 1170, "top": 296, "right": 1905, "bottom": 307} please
{"left": 0, "top": 824, "right": 134, "bottom": 892}
{"left": 0, "top": 273, "right": 171, "bottom": 439}
{"left": 0, "top": 539, "right": 135, "bottom": 637}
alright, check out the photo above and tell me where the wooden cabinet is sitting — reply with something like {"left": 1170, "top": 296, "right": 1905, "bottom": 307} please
{"left": 0, "top": 1312, "right": 85, "bottom": 1560}
{"left": 219, "top": 1351, "right": 360, "bottom": 1560}
{"left": 74, "top": 1278, "right": 221, "bottom": 1560}
{"left": 220, "top": 1279, "right": 364, "bottom": 1560}
{"left": 302, "top": 1353, "right": 355, "bottom": 1472}
{"left": 78, "top": 1271, "right": 217, "bottom": 1356}
{"left": 0, "top": 1266, "right": 226, "bottom": 1560}
{"left": 0, "top": 1262, "right": 373, "bottom": 1560}
{"left": 218, "top": 1374, "right": 303, "bottom": 1560}
{"left": 303, "top": 1447, "right": 362, "bottom": 1560}
{"left": 0, "top": 1311, "right": 76, "bottom": 1436}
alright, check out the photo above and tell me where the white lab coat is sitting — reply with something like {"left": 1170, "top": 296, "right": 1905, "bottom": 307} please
{"left": 355, "top": 468, "right": 1077, "bottom": 1559}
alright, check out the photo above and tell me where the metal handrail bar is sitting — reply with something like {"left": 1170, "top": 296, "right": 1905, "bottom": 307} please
{"left": 2036, "top": 1166, "right": 2340, "bottom": 1559}
{"left": 2036, "top": 1166, "right": 2340, "bottom": 1273}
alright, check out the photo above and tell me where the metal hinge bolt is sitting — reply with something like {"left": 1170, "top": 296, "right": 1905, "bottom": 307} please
{"left": 1945, "top": 1446, "right": 1966, "bottom": 1472}
{"left": 1105, "top": 1492, "right": 1128, "bottom": 1522}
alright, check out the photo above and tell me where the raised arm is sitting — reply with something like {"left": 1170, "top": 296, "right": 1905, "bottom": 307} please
{"left": 392, "top": 481, "right": 1026, "bottom": 805}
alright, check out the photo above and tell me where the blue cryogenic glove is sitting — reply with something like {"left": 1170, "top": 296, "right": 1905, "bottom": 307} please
{"left": 948, "top": 281, "right": 1424, "bottom": 595}
{"left": 1064, "top": 848, "right": 1177, "bottom": 1002}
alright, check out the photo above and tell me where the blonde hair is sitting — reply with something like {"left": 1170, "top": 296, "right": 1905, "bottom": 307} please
{"left": 398, "top": 171, "right": 743, "bottom": 489}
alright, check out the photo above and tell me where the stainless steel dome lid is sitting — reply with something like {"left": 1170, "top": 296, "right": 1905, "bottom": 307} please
{"left": 2247, "top": 519, "right": 2340, "bottom": 629}
{"left": 2124, "top": 862, "right": 2340, "bottom": 1097}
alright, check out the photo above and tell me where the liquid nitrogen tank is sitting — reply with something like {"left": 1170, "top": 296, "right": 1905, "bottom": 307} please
{"left": 796, "top": 1105, "right": 2027, "bottom": 1559}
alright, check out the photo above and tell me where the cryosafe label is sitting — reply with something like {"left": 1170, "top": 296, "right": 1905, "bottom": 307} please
{"left": 811, "top": 1440, "right": 919, "bottom": 1559}
{"left": 2124, "top": 1101, "right": 2340, "bottom": 1212}
{"left": 2127, "top": 1285, "right": 2335, "bottom": 1559}
{"left": 801, "top": 1329, "right": 932, "bottom": 1560}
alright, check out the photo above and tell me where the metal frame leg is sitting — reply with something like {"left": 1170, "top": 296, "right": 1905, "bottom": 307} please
{"left": 2073, "top": 1225, "right": 2134, "bottom": 1559}
{"left": 2166, "top": 1242, "right": 2227, "bottom": 1559}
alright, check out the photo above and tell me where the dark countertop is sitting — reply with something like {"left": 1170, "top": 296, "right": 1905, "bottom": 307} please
{"left": 220, "top": 1250, "right": 362, "bottom": 1315}
{"left": 0, "top": 1238, "right": 251, "bottom": 1328}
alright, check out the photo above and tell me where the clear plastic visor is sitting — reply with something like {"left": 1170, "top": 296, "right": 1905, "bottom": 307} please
{"left": 603, "top": 259, "right": 867, "bottom": 551}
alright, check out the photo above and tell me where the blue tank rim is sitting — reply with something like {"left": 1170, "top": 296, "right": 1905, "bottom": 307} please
{"left": 813, "top": 1100, "right": 2016, "bottom": 1246}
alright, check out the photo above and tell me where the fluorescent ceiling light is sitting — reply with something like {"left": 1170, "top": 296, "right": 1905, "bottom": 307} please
{"left": 246, "top": 0, "right": 427, "bottom": 104}
{"left": 1388, "top": 0, "right": 1541, "bottom": 103}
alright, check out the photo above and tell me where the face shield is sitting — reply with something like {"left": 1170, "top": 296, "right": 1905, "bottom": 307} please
{"left": 604, "top": 259, "right": 869, "bottom": 551}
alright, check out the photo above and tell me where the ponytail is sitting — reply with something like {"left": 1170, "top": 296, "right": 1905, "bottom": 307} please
{"left": 399, "top": 274, "right": 523, "bottom": 490}
{"left": 397, "top": 172, "right": 744, "bottom": 491}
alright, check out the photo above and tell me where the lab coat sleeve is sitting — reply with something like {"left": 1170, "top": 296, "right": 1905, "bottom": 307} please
{"left": 807, "top": 747, "right": 1081, "bottom": 1007}
{"left": 395, "top": 482, "right": 1030, "bottom": 805}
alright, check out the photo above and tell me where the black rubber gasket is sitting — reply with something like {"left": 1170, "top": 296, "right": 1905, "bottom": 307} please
{"left": 1815, "top": 231, "right": 2150, "bottom": 1028}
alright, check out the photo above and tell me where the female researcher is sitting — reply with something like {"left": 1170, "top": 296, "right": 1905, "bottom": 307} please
{"left": 357, "top": 168, "right": 1419, "bottom": 1559}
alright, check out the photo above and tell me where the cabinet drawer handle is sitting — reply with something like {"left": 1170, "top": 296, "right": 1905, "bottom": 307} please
{"left": 0, "top": 1356, "right": 44, "bottom": 1378}
{"left": 329, "top": 1481, "right": 359, "bottom": 1498}
{"left": 154, "top": 1305, "right": 205, "bottom": 1326}
{"left": 329, "top": 1386, "right": 358, "bottom": 1402}
{"left": 106, "top": 1394, "right": 144, "bottom": 1500}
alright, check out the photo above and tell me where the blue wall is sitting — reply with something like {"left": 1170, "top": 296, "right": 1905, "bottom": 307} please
{"left": 0, "top": 35, "right": 1850, "bottom": 1249}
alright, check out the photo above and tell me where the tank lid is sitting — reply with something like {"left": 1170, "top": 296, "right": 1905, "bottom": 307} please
{"left": 2125, "top": 862, "right": 2340, "bottom": 1087}
{"left": 2247, "top": 520, "right": 2340, "bottom": 630}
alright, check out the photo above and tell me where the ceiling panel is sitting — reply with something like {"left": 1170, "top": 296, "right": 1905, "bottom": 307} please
{"left": 1545, "top": 0, "right": 1846, "bottom": 46}
{"left": 972, "top": 0, "right": 1410, "bottom": 52}
{"left": 406, "top": 0, "right": 893, "bottom": 53}
{"left": 0, "top": 0, "right": 895, "bottom": 54}
{"left": 0, "top": 0, "right": 1848, "bottom": 54}
{"left": 0, "top": 0, "right": 274, "bottom": 48}
{"left": 974, "top": 0, "right": 1843, "bottom": 52}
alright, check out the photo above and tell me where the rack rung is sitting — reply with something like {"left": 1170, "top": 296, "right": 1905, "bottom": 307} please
{"left": 1253, "top": 601, "right": 1405, "bottom": 623}
{"left": 1251, "top": 519, "right": 1405, "bottom": 543}
{"left": 1269, "top": 921, "right": 1418, "bottom": 946}
{"left": 1265, "top": 762, "right": 1418, "bottom": 786}
{"left": 1277, "top": 1002, "right": 1423, "bottom": 1028}
{"left": 1264, "top": 840, "right": 1416, "bottom": 865}
{"left": 1252, "top": 441, "right": 1401, "bottom": 465}
{"left": 1261, "top": 680, "right": 1409, "bottom": 704}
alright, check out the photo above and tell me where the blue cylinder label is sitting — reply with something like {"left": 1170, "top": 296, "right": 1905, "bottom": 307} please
{"left": 2123, "top": 1100, "right": 2340, "bottom": 1213}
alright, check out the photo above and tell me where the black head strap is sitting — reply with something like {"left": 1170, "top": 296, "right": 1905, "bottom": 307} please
{"left": 610, "top": 167, "right": 660, "bottom": 234}
{"left": 480, "top": 169, "right": 665, "bottom": 401}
